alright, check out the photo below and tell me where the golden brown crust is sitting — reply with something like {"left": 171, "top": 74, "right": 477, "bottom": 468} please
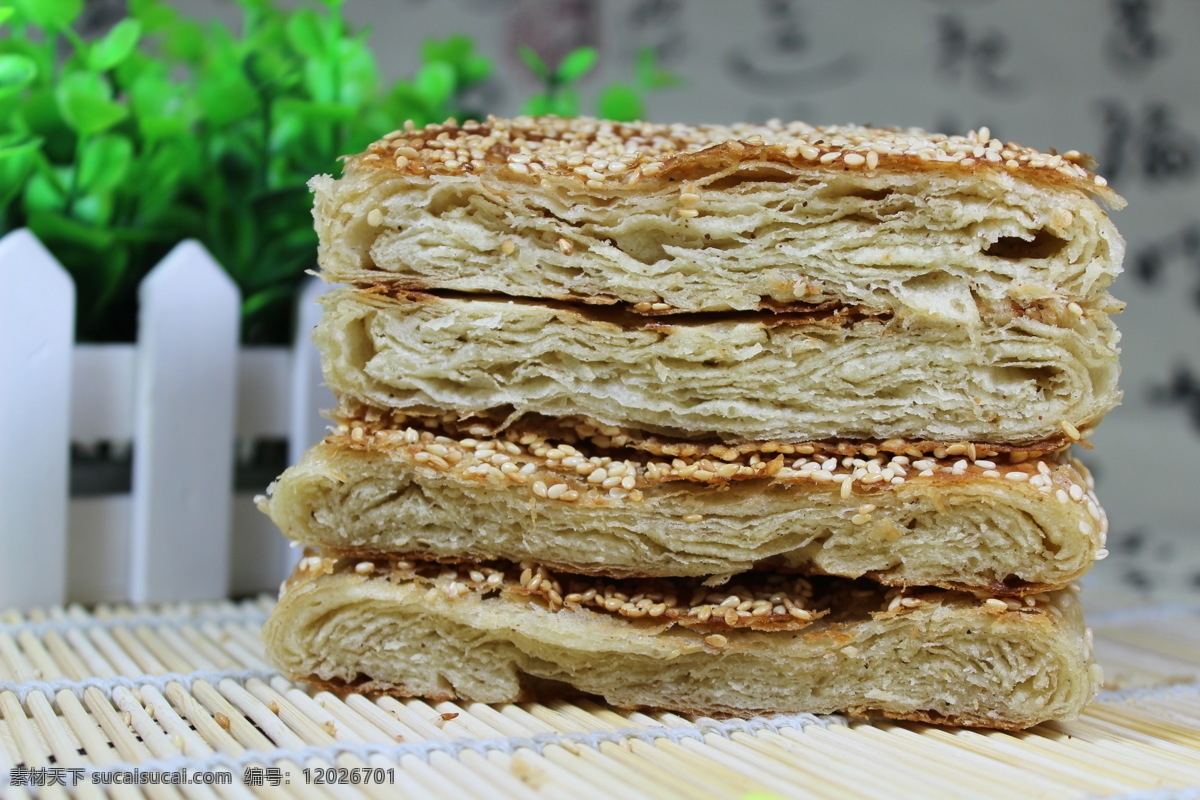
{"left": 289, "top": 553, "right": 1067, "bottom": 633}
{"left": 334, "top": 401, "right": 1089, "bottom": 461}
{"left": 310, "top": 547, "right": 1075, "bottom": 598}
{"left": 351, "top": 116, "right": 1123, "bottom": 209}
{"left": 267, "top": 561, "right": 1098, "bottom": 730}
{"left": 321, "top": 414, "right": 1098, "bottom": 496}
{"left": 356, "top": 282, "right": 1116, "bottom": 328}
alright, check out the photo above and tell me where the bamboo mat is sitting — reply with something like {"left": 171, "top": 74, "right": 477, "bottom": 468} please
{"left": 1, "top": 599, "right": 1198, "bottom": 799}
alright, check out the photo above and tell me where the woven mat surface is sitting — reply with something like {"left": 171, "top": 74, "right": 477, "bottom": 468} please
{"left": 1, "top": 597, "right": 1198, "bottom": 799}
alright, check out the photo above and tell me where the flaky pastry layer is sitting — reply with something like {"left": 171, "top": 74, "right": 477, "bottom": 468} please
{"left": 264, "top": 556, "right": 1100, "bottom": 729}
{"left": 314, "top": 116, "right": 1124, "bottom": 325}
{"left": 315, "top": 287, "right": 1121, "bottom": 445}
{"left": 261, "top": 424, "right": 1107, "bottom": 592}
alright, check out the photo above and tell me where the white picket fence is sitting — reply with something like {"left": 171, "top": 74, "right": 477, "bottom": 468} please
{"left": 0, "top": 229, "right": 334, "bottom": 610}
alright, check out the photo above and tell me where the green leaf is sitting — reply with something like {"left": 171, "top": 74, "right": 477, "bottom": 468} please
{"left": 551, "top": 89, "right": 579, "bottom": 117}
{"left": 0, "top": 8, "right": 14, "bottom": 27}
{"left": 23, "top": 169, "right": 68, "bottom": 215}
{"left": 87, "top": 19, "right": 142, "bottom": 72}
{"left": 244, "top": 50, "right": 296, "bottom": 95}
{"left": 16, "top": 88, "right": 69, "bottom": 157}
{"left": 28, "top": 209, "right": 114, "bottom": 250}
{"left": 128, "top": 0, "right": 178, "bottom": 32}
{"left": 113, "top": 49, "right": 165, "bottom": 89}
{"left": 129, "top": 72, "right": 191, "bottom": 139}
{"left": 78, "top": 134, "right": 132, "bottom": 192}
{"left": 285, "top": 9, "right": 326, "bottom": 57}
{"left": 196, "top": 70, "right": 257, "bottom": 126}
{"left": 598, "top": 84, "right": 642, "bottom": 122}
{"left": 422, "top": 35, "right": 471, "bottom": 67}
{"left": 137, "top": 137, "right": 200, "bottom": 196}
{"left": 415, "top": 61, "right": 454, "bottom": 109}
{"left": 130, "top": 72, "right": 172, "bottom": 116}
{"left": 66, "top": 189, "right": 114, "bottom": 227}
{"left": 556, "top": 47, "right": 597, "bottom": 82}
{"left": 517, "top": 45, "right": 549, "bottom": 81}
{"left": 0, "top": 136, "right": 40, "bottom": 208}
{"left": 241, "top": 284, "right": 295, "bottom": 318}
{"left": 13, "top": 0, "right": 82, "bottom": 31}
{"left": 461, "top": 53, "right": 492, "bottom": 85}
{"left": 522, "top": 94, "right": 554, "bottom": 117}
{"left": 301, "top": 58, "right": 336, "bottom": 103}
{"left": 0, "top": 132, "right": 41, "bottom": 158}
{"left": 55, "top": 72, "right": 128, "bottom": 135}
{"left": 335, "top": 36, "right": 378, "bottom": 106}
{"left": 163, "top": 19, "right": 206, "bottom": 63}
{"left": 0, "top": 53, "right": 36, "bottom": 95}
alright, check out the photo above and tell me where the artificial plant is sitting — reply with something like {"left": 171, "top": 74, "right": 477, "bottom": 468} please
{"left": 0, "top": 0, "right": 671, "bottom": 342}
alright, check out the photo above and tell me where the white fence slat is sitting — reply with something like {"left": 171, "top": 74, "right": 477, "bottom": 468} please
{"left": 71, "top": 344, "right": 136, "bottom": 442}
{"left": 236, "top": 347, "right": 291, "bottom": 438}
{"left": 130, "top": 240, "right": 240, "bottom": 603}
{"left": 289, "top": 274, "right": 336, "bottom": 463}
{"left": 279, "top": 275, "right": 336, "bottom": 579}
{"left": 0, "top": 229, "right": 74, "bottom": 609}
{"left": 234, "top": 345, "right": 293, "bottom": 595}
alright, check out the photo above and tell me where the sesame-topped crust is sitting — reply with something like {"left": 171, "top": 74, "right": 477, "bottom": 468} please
{"left": 265, "top": 557, "right": 1099, "bottom": 728}
{"left": 354, "top": 115, "right": 1123, "bottom": 206}
{"left": 261, "top": 420, "right": 1107, "bottom": 592}
{"left": 316, "top": 115, "right": 1125, "bottom": 322}
{"left": 319, "top": 418, "right": 1103, "bottom": 504}
{"left": 336, "top": 391, "right": 1094, "bottom": 460}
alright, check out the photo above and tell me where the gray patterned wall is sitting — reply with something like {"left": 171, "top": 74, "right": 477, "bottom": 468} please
{"left": 178, "top": 0, "right": 1200, "bottom": 607}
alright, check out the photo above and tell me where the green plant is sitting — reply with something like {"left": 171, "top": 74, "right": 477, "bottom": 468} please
{"left": 0, "top": 0, "right": 673, "bottom": 343}
{"left": 520, "top": 44, "right": 681, "bottom": 121}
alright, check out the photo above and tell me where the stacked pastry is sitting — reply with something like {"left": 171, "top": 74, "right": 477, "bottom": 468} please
{"left": 261, "top": 117, "right": 1124, "bottom": 729}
